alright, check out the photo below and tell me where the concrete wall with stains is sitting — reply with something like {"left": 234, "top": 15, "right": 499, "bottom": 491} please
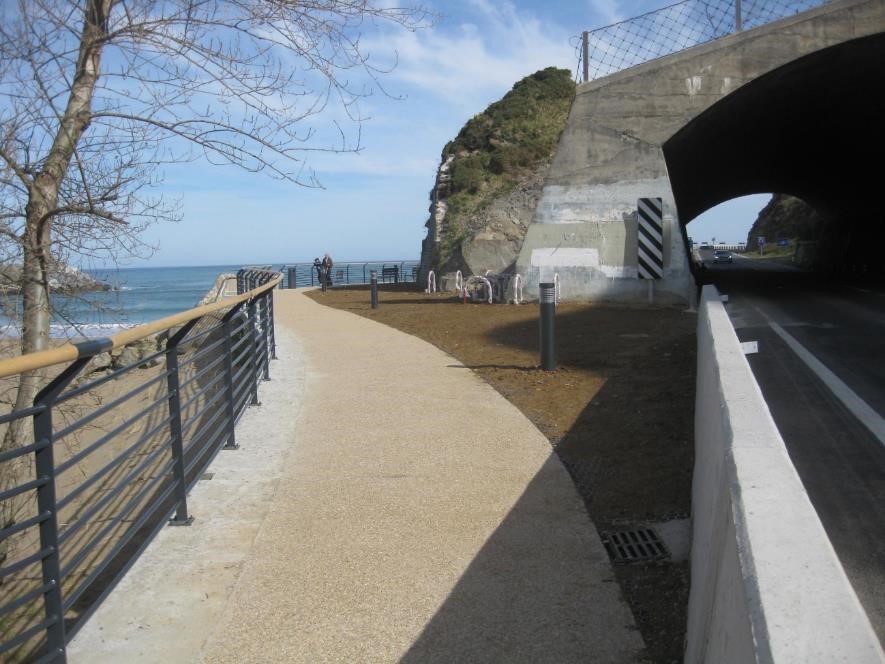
{"left": 515, "top": 0, "right": 884, "bottom": 303}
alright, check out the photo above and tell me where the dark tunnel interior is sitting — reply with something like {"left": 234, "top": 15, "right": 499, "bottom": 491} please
{"left": 664, "top": 32, "right": 885, "bottom": 270}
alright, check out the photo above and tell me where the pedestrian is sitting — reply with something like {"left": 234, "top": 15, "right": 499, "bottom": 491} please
{"left": 313, "top": 257, "right": 323, "bottom": 287}
{"left": 322, "top": 253, "right": 333, "bottom": 290}
{"left": 323, "top": 254, "right": 332, "bottom": 290}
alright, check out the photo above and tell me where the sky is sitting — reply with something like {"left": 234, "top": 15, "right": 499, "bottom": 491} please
{"left": 129, "top": 0, "right": 771, "bottom": 268}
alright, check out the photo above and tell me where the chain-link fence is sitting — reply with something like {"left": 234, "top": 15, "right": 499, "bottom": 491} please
{"left": 578, "top": 0, "right": 832, "bottom": 82}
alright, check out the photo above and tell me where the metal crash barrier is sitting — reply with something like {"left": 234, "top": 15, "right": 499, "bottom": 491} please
{"left": 0, "top": 269, "right": 279, "bottom": 662}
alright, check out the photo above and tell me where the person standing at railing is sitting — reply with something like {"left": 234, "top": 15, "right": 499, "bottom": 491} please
{"left": 321, "top": 253, "right": 334, "bottom": 291}
{"left": 313, "top": 257, "right": 323, "bottom": 287}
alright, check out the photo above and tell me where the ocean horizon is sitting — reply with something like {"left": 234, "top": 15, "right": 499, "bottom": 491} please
{"left": 1, "top": 261, "right": 419, "bottom": 339}
{"left": 1, "top": 265, "right": 241, "bottom": 339}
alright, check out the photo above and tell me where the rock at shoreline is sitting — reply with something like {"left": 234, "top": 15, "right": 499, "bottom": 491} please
{"left": 0, "top": 263, "right": 111, "bottom": 294}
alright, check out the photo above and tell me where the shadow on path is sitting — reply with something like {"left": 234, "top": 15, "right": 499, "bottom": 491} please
{"left": 399, "top": 454, "right": 645, "bottom": 664}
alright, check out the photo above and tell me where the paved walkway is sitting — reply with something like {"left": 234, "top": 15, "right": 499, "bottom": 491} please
{"left": 69, "top": 289, "right": 644, "bottom": 663}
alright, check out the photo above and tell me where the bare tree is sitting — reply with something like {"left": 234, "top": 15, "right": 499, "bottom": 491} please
{"left": 0, "top": 0, "right": 432, "bottom": 560}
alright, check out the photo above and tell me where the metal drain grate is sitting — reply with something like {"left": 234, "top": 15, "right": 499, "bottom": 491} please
{"left": 602, "top": 527, "right": 669, "bottom": 563}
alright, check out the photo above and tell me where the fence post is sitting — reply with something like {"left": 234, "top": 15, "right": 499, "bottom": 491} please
{"left": 582, "top": 31, "right": 590, "bottom": 82}
{"left": 165, "top": 319, "right": 199, "bottom": 525}
{"left": 247, "top": 299, "right": 261, "bottom": 406}
{"left": 221, "top": 307, "right": 241, "bottom": 450}
{"left": 258, "top": 291, "right": 271, "bottom": 380}
{"left": 266, "top": 286, "right": 277, "bottom": 362}
{"left": 32, "top": 358, "right": 90, "bottom": 660}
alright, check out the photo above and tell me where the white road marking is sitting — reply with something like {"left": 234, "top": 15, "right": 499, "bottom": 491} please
{"left": 754, "top": 306, "right": 885, "bottom": 449}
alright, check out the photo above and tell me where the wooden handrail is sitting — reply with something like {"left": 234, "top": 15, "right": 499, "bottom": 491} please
{"left": 0, "top": 275, "right": 281, "bottom": 380}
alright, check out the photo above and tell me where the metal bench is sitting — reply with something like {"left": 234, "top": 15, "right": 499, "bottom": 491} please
{"left": 381, "top": 266, "right": 399, "bottom": 283}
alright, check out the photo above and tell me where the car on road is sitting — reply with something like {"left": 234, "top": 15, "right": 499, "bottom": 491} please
{"left": 713, "top": 250, "right": 733, "bottom": 264}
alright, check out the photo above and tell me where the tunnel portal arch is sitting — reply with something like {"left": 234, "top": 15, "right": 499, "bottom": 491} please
{"left": 664, "top": 33, "right": 885, "bottom": 225}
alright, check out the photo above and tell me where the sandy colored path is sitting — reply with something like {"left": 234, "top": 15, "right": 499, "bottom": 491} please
{"left": 71, "top": 289, "right": 643, "bottom": 662}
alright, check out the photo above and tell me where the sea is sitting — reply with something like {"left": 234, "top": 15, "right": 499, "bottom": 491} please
{"left": 2, "top": 265, "right": 242, "bottom": 339}
{"left": 2, "top": 260, "right": 420, "bottom": 339}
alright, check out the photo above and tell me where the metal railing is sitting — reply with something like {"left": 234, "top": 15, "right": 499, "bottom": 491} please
{"left": 281, "top": 260, "right": 420, "bottom": 289}
{"left": 0, "top": 268, "right": 279, "bottom": 662}
{"left": 578, "top": 0, "right": 832, "bottom": 82}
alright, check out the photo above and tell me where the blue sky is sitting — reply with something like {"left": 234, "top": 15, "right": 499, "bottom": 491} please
{"left": 133, "top": 0, "right": 769, "bottom": 267}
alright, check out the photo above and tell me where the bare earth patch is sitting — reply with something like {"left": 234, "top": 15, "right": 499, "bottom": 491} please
{"left": 306, "top": 284, "right": 697, "bottom": 664}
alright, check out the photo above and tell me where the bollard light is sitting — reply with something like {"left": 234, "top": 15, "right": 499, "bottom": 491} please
{"left": 539, "top": 282, "right": 556, "bottom": 371}
{"left": 287, "top": 267, "right": 297, "bottom": 289}
{"left": 370, "top": 270, "right": 379, "bottom": 309}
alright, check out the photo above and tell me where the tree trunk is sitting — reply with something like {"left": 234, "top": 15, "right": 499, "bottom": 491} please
{"left": 0, "top": 0, "right": 110, "bottom": 571}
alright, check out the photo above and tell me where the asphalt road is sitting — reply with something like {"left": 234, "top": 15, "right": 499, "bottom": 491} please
{"left": 699, "top": 248, "right": 885, "bottom": 643}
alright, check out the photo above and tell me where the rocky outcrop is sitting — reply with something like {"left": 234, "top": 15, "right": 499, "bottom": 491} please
{"left": 87, "top": 336, "right": 163, "bottom": 375}
{"left": 418, "top": 67, "right": 575, "bottom": 285}
{"left": 0, "top": 263, "right": 111, "bottom": 294}
{"left": 444, "top": 165, "right": 548, "bottom": 276}
{"left": 197, "top": 273, "right": 237, "bottom": 306}
{"left": 745, "top": 194, "right": 823, "bottom": 248}
{"left": 746, "top": 194, "right": 824, "bottom": 268}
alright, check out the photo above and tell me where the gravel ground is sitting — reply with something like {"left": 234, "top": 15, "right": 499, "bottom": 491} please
{"left": 307, "top": 284, "right": 697, "bottom": 664}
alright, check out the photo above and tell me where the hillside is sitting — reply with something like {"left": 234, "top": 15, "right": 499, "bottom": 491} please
{"left": 745, "top": 193, "right": 823, "bottom": 258}
{"left": 421, "top": 67, "right": 575, "bottom": 277}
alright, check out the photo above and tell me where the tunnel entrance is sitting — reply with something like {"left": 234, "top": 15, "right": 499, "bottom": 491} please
{"left": 664, "top": 33, "right": 885, "bottom": 278}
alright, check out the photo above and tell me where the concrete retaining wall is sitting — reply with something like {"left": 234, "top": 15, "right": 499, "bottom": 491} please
{"left": 686, "top": 285, "right": 883, "bottom": 663}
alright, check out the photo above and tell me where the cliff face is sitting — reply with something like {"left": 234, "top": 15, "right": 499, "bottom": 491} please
{"left": 419, "top": 67, "right": 575, "bottom": 281}
{"left": 745, "top": 194, "right": 823, "bottom": 248}
{"left": 745, "top": 193, "right": 824, "bottom": 267}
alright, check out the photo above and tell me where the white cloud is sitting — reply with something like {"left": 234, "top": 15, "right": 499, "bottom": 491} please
{"left": 588, "top": 0, "right": 627, "bottom": 27}
{"left": 364, "top": 1, "right": 575, "bottom": 113}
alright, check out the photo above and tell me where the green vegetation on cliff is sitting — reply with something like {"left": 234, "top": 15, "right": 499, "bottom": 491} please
{"left": 438, "top": 67, "right": 575, "bottom": 262}
{"left": 746, "top": 194, "right": 823, "bottom": 257}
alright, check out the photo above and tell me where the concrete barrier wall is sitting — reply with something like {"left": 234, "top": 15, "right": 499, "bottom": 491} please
{"left": 686, "top": 285, "right": 883, "bottom": 663}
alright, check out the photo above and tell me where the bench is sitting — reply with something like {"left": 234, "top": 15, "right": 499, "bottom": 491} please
{"left": 381, "top": 266, "right": 399, "bottom": 283}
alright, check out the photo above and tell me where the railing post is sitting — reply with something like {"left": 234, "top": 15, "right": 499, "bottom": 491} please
{"left": 582, "top": 31, "right": 589, "bottom": 82}
{"left": 32, "top": 359, "right": 89, "bottom": 662}
{"left": 266, "top": 286, "right": 277, "bottom": 362}
{"left": 165, "top": 319, "right": 199, "bottom": 526}
{"left": 258, "top": 289, "right": 271, "bottom": 380}
{"left": 247, "top": 299, "right": 261, "bottom": 406}
{"left": 221, "top": 307, "right": 241, "bottom": 450}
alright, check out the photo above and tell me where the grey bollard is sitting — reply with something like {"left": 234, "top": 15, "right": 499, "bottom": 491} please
{"left": 539, "top": 282, "right": 556, "bottom": 371}
{"left": 287, "top": 267, "right": 297, "bottom": 289}
{"left": 370, "top": 270, "right": 379, "bottom": 309}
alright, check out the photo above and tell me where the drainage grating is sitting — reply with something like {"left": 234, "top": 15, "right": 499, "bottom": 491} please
{"left": 601, "top": 527, "right": 669, "bottom": 563}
